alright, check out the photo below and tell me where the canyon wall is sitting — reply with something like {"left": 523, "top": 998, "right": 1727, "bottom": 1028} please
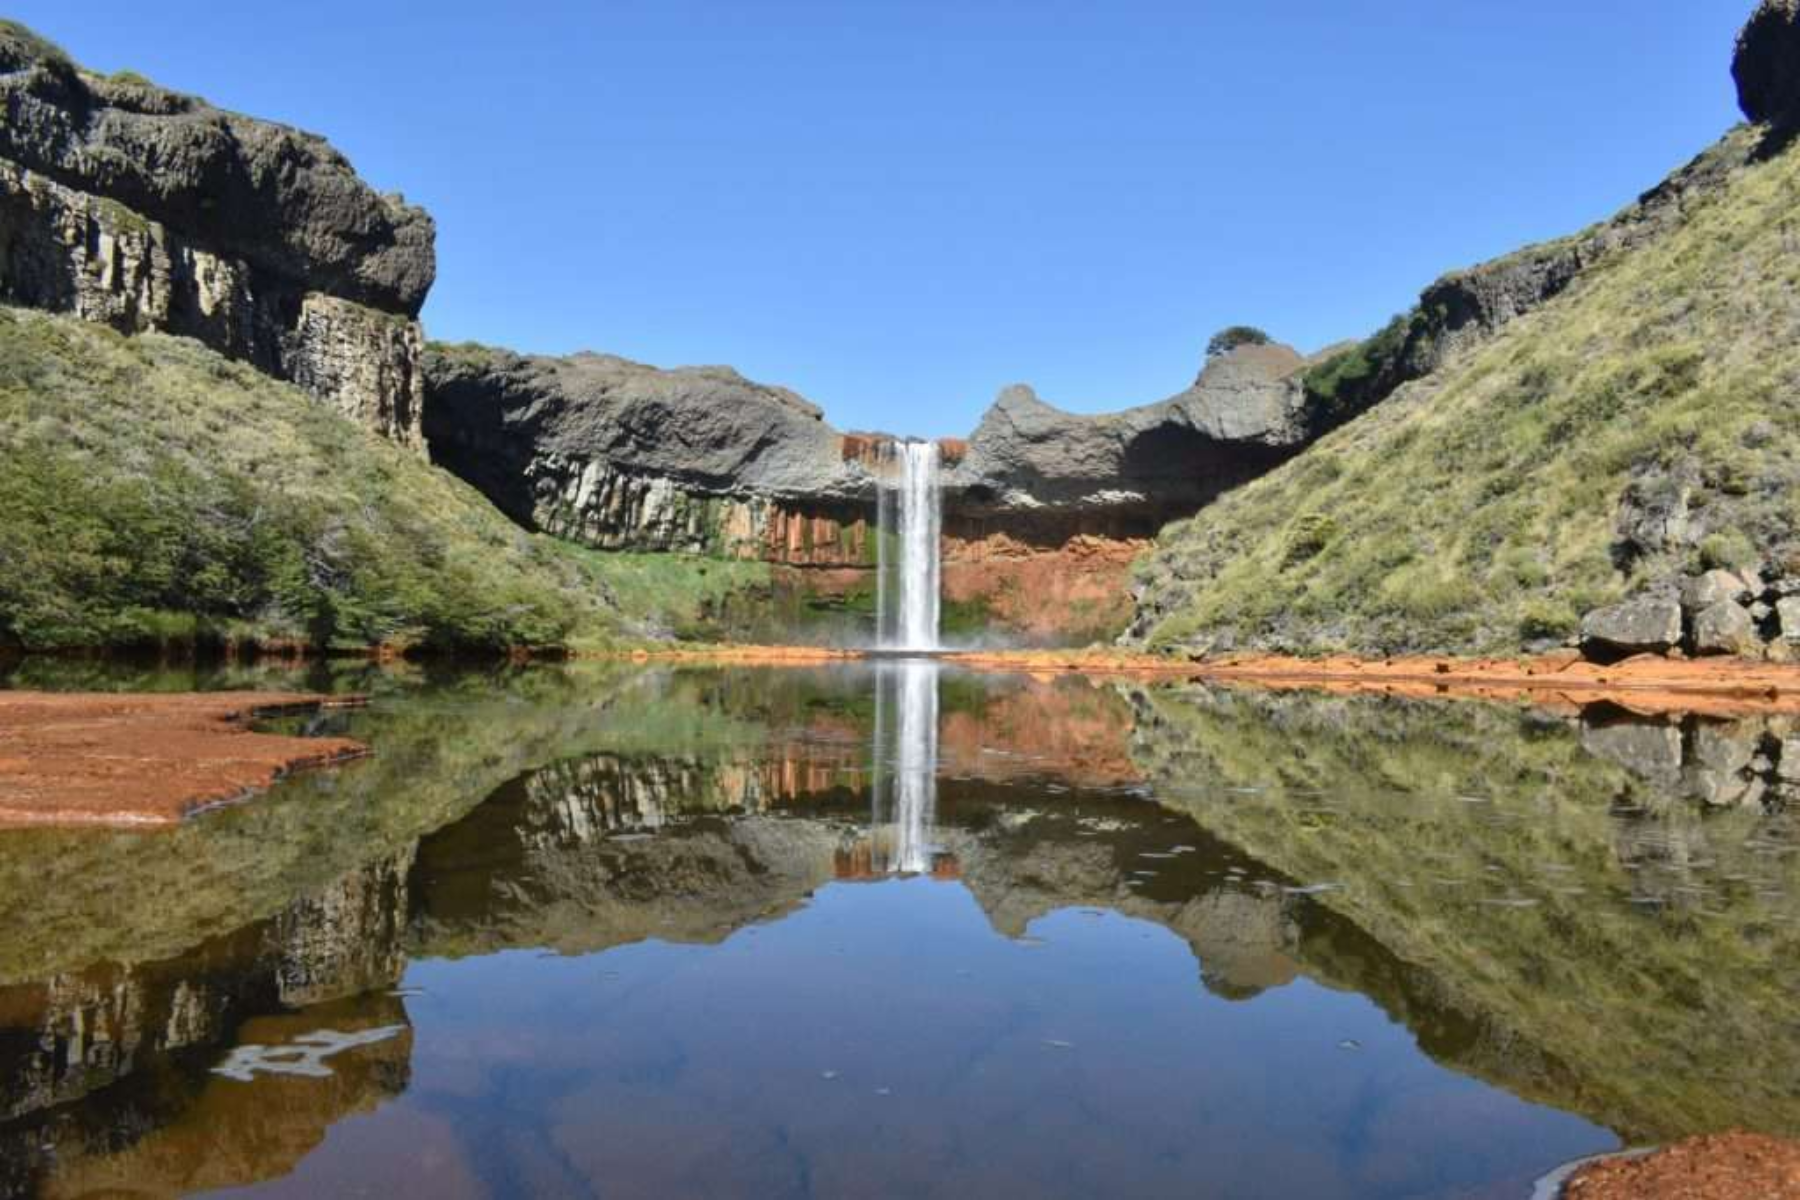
{"left": 419, "top": 337, "right": 1326, "bottom": 641}
{"left": 0, "top": 24, "right": 433, "bottom": 447}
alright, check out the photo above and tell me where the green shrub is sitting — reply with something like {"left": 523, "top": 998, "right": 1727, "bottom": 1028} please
{"left": 1282, "top": 513, "right": 1339, "bottom": 566}
{"left": 1206, "top": 325, "right": 1272, "bottom": 358}
{"left": 1698, "top": 529, "right": 1758, "bottom": 571}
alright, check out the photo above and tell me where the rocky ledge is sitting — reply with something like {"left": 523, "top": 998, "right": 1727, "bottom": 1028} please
{"left": 0, "top": 23, "right": 434, "bottom": 446}
{"left": 422, "top": 342, "right": 879, "bottom": 565}
{"left": 947, "top": 341, "right": 1316, "bottom": 531}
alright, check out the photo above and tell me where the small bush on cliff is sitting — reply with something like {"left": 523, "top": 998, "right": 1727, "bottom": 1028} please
{"left": 1205, "top": 325, "right": 1272, "bottom": 358}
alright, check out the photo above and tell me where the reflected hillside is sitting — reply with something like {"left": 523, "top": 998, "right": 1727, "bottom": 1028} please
{"left": 0, "top": 853, "right": 413, "bottom": 1198}
{"left": 1129, "top": 684, "right": 1800, "bottom": 1141}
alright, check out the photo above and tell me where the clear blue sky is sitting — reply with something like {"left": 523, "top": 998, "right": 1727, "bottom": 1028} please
{"left": 14, "top": 1, "right": 1747, "bottom": 435}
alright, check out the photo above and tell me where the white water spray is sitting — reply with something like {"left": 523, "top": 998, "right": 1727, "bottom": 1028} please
{"left": 876, "top": 440, "right": 942, "bottom": 651}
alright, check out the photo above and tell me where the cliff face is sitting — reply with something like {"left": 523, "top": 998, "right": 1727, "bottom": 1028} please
{"left": 948, "top": 341, "right": 1314, "bottom": 528}
{"left": 422, "top": 343, "right": 878, "bottom": 565}
{"left": 0, "top": 24, "right": 433, "bottom": 447}
{"left": 417, "top": 338, "right": 1323, "bottom": 640}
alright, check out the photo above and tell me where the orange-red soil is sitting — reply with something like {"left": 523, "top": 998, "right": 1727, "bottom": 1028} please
{"left": 609, "top": 644, "right": 1800, "bottom": 718}
{"left": 1563, "top": 1132, "right": 1800, "bottom": 1199}
{"left": 0, "top": 692, "right": 368, "bottom": 827}
{"left": 940, "top": 649, "right": 1800, "bottom": 718}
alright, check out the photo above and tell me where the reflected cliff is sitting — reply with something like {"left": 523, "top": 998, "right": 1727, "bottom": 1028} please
{"left": 2, "top": 663, "right": 1800, "bottom": 1195}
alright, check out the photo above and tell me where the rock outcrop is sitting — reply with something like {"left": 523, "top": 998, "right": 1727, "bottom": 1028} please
{"left": 0, "top": 23, "right": 433, "bottom": 446}
{"left": 422, "top": 343, "right": 877, "bottom": 563}
{"left": 946, "top": 341, "right": 1309, "bottom": 529}
{"left": 1735, "top": 0, "right": 1800, "bottom": 127}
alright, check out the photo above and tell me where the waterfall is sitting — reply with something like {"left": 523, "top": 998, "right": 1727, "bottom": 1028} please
{"left": 876, "top": 440, "right": 942, "bottom": 651}
{"left": 870, "top": 659, "right": 939, "bottom": 874}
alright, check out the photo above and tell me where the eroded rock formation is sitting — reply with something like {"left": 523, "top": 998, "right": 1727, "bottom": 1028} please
{"left": 0, "top": 24, "right": 433, "bottom": 446}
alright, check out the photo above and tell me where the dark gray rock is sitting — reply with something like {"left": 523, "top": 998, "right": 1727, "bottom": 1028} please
{"left": 1693, "top": 723, "right": 1759, "bottom": 777}
{"left": 1735, "top": 0, "right": 1800, "bottom": 126}
{"left": 1692, "top": 600, "right": 1758, "bottom": 656}
{"left": 1581, "top": 720, "right": 1685, "bottom": 789}
{"left": 1682, "top": 569, "right": 1749, "bottom": 612}
{"left": 1614, "top": 458, "right": 1702, "bottom": 566}
{"left": 1295, "top": 129, "right": 1758, "bottom": 444}
{"left": 1580, "top": 599, "right": 1684, "bottom": 656}
{"left": 945, "top": 342, "right": 1308, "bottom": 524}
{"left": 0, "top": 26, "right": 433, "bottom": 313}
{"left": 1778, "top": 596, "right": 1800, "bottom": 640}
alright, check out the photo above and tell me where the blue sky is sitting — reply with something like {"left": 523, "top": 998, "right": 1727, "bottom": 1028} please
{"left": 15, "top": 2, "right": 1747, "bottom": 435}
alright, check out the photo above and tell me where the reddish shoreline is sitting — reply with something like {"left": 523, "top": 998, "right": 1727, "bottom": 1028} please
{"left": 603, "top": 644, "right": 1800, "bottom": 718}
{"left": 0, "top": 692, "right": 368, "bottom": 827}
{"left": 1560, "top": 1131, "right": 1800, "bottom": 1198}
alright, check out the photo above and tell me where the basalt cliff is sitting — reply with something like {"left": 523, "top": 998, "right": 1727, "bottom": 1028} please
{"left": 0, "top": 21, "right": 432, "bottom": 447}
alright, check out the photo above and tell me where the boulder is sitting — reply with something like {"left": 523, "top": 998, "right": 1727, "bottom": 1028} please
{"left": 1581, "top": 720, "right": 1685, "bottom": 789}
{"left": 1580, "top": 599, "right": 1684, "bottom": 656}
{"left": 1693, "top": 723, "right": 1758, "bottom": 776}
{"left": 1778, "top": 596, "right": 1800, "bottom": 640}
{"left": 1735, "top": 0, "right": 1800, "bottom": 127}
{"left": 1682, "top": 569, "right": 1749, "bottom": 611}
{"left": 1692, "top": 600, "right": 1759, "bottom": 656}
{"left": 1780, "top": 738, "right": 1800, "bottom": 784}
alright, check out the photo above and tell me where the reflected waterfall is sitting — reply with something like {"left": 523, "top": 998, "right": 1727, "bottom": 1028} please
{"left": 870, "top": 659, "right": 940, "bottom": 874}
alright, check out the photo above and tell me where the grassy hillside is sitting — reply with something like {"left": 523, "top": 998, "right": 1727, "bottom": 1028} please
{"left": 0, "top": 306, "right": 764, "bottom": 653}
{"left": 1133, "top": 125, "right": 1800, "bottom": 655}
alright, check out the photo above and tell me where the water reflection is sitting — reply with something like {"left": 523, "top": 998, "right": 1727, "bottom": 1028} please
{"left": 2, "top": 663, "right": 1800, "bottom": 1195}
{"left": 871, "top": 658, "right": 942, "bottom": 875}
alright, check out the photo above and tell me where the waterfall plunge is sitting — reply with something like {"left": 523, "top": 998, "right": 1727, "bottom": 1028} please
{"left": 876, "top": 440, "right": 942, "bottom": 652}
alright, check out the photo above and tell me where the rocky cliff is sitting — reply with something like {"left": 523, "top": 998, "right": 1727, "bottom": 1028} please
{"left": 0, "top": 23, "right": 433, "bottom": 446}
{"left": 422, "top": 342, "right": 879, "bottom": 565}
{"left": 418, "top": 336, "right": 1329, "bottom": 641}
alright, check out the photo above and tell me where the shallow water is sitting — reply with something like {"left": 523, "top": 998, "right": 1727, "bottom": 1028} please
{"left": 3, "top": 660, "right": 1799, "bottom": 1197}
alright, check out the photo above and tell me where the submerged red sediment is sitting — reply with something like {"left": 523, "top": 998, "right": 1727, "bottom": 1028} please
{"left": 0, "top": 691, "right": 369, "bottom": 827}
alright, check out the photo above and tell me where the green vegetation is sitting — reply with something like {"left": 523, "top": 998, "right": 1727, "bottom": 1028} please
{"left": 1131, "top": 685, "right": 1800, "bottom": 1139}
{"left": 0, "top": 18, "right": 73, "bottom": 70}
{"left": 550, "top": 543, "right": 769, "bottom": 641}
{"left": 1205, "top": 324, "right": 1272, "bottom": 358}
{"left": 1297, "top": 312, "right": 1416, "bottom": 433}
{"left": 1136, "top": 126, "right": 1800, "bottom": 655}
{"left": 0, "top": 307, "right": 759, "bottom": 654}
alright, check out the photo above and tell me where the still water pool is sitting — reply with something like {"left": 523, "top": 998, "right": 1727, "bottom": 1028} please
{"left": 2, "top": 660, "right": 1797, "bottom": 1197}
